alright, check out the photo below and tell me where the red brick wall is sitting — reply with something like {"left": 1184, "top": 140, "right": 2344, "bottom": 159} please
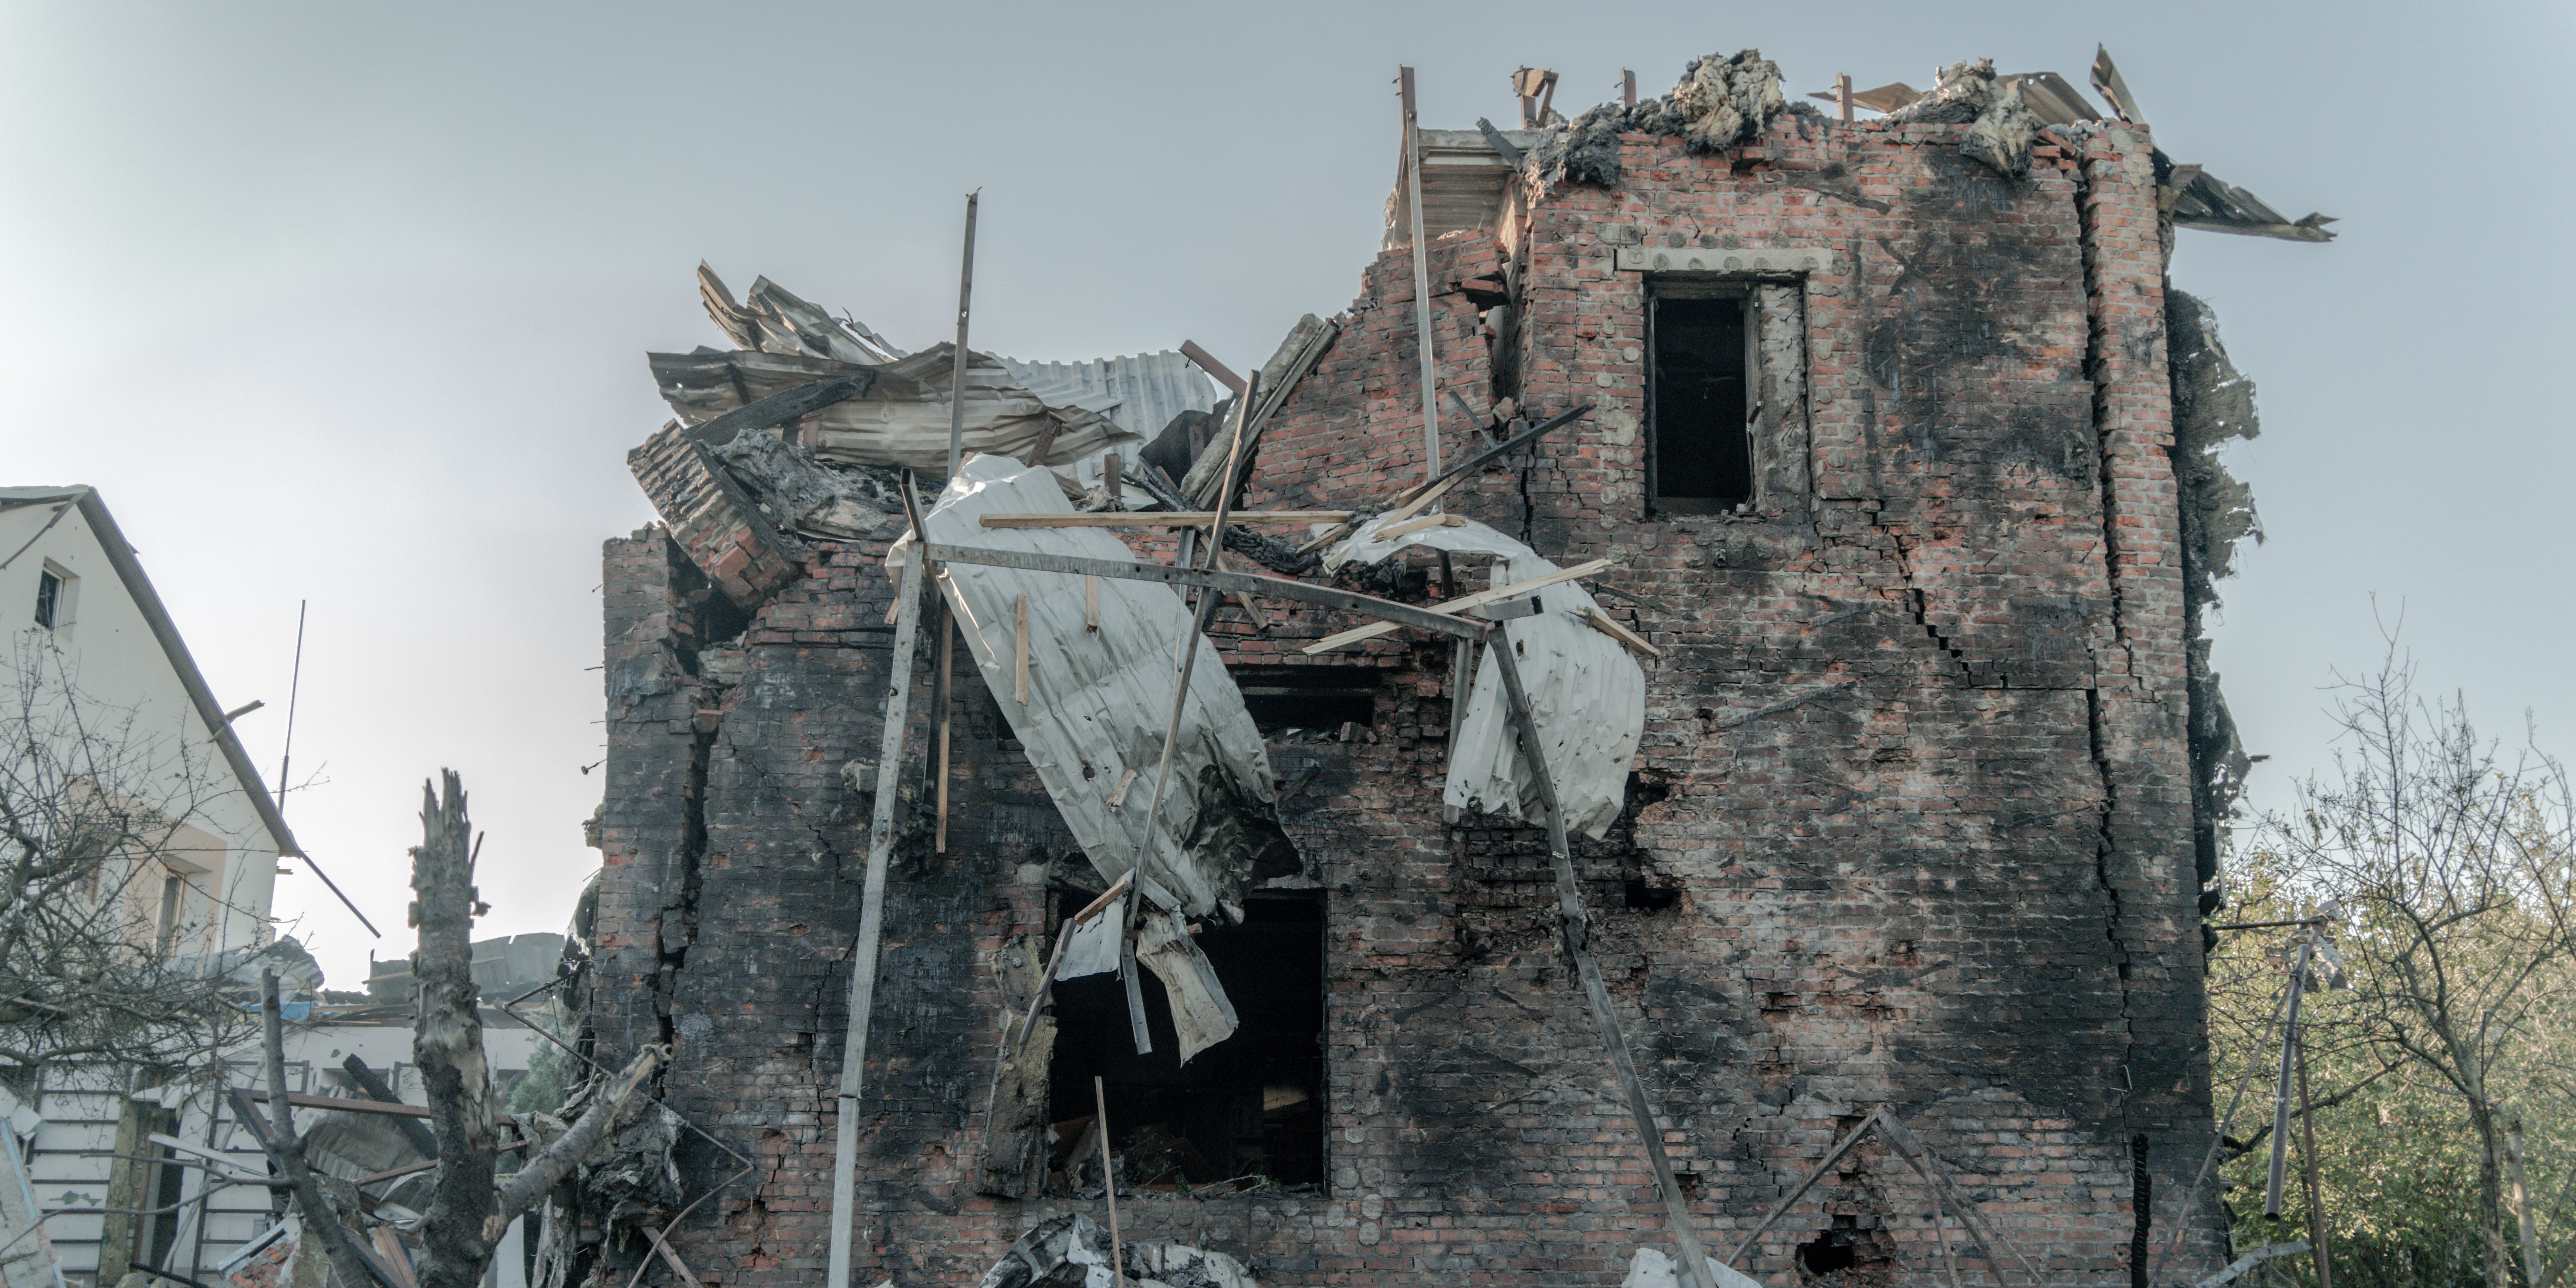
{"left": 586, "top": 115, "right": 2225, "bottom": 1288}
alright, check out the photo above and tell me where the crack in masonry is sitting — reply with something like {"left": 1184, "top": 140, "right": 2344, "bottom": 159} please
{"left": 2073, "top": 147, "right": 2147, "bottom": 1245}
{"left": 658, "top": 722, "right": 714, "bottom": 1051}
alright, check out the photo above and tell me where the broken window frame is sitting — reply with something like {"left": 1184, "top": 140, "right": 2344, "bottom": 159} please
{"left": 1646, "top": 279, "right": 1760, "bottom": 516}
{"left": 1642, "top": 273, "right": 1811, "bottom": 518}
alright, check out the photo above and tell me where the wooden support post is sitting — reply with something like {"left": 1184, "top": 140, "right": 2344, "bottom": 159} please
{"left": 1398, "top": 67, "right": 1441, "bottom": 488}
{"left": 934, "top": 606, "right": 953, "bottom": 853}
{"left": 1094, "top": 1077, "right": 1125, "bottom": 1288}
{"left": 1014, "top": 593, "right": 1031, "bottom": 705}
{"left": 1486, "top": 639, "right": 1712, "bottom": 1288}
{"left": 825, "top": 507, "right": 930, "bottom": 1288}
{"left": 1623, "top": 69, "right": 1637, "bottom": 111}
{"left": 946, "top": 193, "right": 980, "bottom": 479}
{"left": 1872, "top": 1111, "right": 2047, "bottom": 1287}
{"left": 1104, "top": 452, "right": 1123, "bottom": 507}
{"left": 1838, "top": 73, "right": 1853, "bottom": 124}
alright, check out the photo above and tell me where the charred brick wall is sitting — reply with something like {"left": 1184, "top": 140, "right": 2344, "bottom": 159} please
{"left": 586, "top": 114, "right": 2227, "bottom": 1288}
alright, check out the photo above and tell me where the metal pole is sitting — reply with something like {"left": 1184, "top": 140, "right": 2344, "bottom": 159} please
{"left": 824, "top": 484, "right": 933, "bottom": 1288}
{"left": 2264, "top": 939, "right": 2316, "bottom": 1218}
{"left": 1398, "top": 67, "right": 1441, "bottom": 488}
{"left": 276, "top": 600, "right": 306, "bottom": 814}
{"left": 946, "top": 193, "right": 981, "bottom": 479}
{"left": 2297, "top": 1022, "right": 2332, "bottom": 1288}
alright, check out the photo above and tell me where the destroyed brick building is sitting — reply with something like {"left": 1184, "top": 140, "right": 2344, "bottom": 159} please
{"left": 579, "top": 48, "right": 2318, "bottom": 1288}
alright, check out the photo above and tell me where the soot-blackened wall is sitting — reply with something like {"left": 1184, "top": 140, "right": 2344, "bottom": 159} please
{"left": 584, "top": 114, "right": 2230, "bottom": 1288}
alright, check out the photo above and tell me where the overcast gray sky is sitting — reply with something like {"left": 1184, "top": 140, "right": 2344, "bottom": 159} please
{"left": 4, "top": 1, "right": 2568, "bottom": 989}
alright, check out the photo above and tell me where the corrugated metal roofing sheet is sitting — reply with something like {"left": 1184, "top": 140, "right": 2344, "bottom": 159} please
{"left": 1001, "top": 351, "right": 1218, "bottom": 439}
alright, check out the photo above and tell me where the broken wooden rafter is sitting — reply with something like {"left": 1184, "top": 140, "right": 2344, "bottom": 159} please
{"left": 1295, "top": 405, "right": 1591, "bottom": 555}
{"left": 681, "top": 372, "right": 875, "bottom": 449}
{"left": 1484, "top": 642, "right": 1713, "bottom": 1288}
{"left": 1303, "top": 557, "right": 1615, "bottom": 654}
{"left": 1178, "top": 340, "right": 1245, "bottom": 396}
{"left": 919, "top": 544, "right": 1492, "bottom": 645}
{"left": 1579, "top": 605, "right": 1663, "bottom": 657}
{"left": 978, "top": 511, "right": 1350, "bottom": 529}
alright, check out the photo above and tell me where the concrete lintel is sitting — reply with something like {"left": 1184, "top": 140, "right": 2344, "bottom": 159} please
{"left": 1615, "top": 246, "right": 1839, "bottom": 274}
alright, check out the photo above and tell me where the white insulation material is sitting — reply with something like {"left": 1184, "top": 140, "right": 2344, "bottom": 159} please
{"left": 1135, "top": 912, "right": 1240, "bottom": 1064}
{"left": 890, "top": 454, "right": 1279, "bottom": 922}
{"left": 1326, "top": 513, "right": 1645, "bottom": 838}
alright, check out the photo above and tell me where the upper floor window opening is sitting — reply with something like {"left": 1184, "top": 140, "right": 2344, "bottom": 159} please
{"left": 34, "top": 564, "right": 71, "bottom": 630}
{"left": 1648, "top": 286, "right": 1755, "bottom": 514}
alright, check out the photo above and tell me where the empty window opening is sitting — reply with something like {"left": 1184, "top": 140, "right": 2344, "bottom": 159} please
{"left": 1046, "top": 892, "right": 1325, "bottom": 1193}
{"left": 33, "top": 568, "right": 64, "bottom": 629}
{"left": 1229, "top": 666, "right": 1377, "bottom": 735}
{"left": 153, "top": 872, "right": 185, "bottom": 957}
{"left": 1649, "top": 290, "right": 1755, "bottom": 514}
{"left": 138, "top": 1105, "right": 185, "bottom": 1271}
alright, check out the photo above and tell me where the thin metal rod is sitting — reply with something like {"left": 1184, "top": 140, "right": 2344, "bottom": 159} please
{"left": 2296, "top": 1030, "right": 2332, "bottom": 1288}
{"left": 277, "top": 599, "right": 305, "bottom": 815}
{"left": 2209, "top": 916, "right": 2332, "bottom": 932}
{"left": 1094, "top": 1077, "right": 1124, "bottom": 1288}
{"left": 1487, "top": 639, "right": 1711, "bottom": 1288}
{"left": 825, "top": 479, "right": 932, "bottom": 1288}
{"left": 2153, "top": 972, "right": 2300, "bottom": 1279}
{"left": 923, "top": 544, "right": 1487, "bottom": 643}
{"left": 946, "top": 192, "right": 980, "bottom": 479}
{"left": 1399, "top": 67, "right": 1440, "bottom": 487}
{"left": 934, "top": 607, "right": 953, "bottom": 853}
{"left": 1122, "top": 372, "right": 1258, "bottom": 900}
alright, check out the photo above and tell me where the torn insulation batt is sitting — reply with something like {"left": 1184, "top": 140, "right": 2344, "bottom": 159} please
{"left": 1325, "top": 513, "right": 1645, "bottom": 838}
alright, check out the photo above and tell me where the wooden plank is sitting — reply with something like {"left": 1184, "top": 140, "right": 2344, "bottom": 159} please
{"left": 1084, "top": 575, "right": 1099, "bottom": 633}
{"left": 1580, "top": 605, "right": 1664, "bottom": 657}
{"left": 1872, "top": 1112, "right": 2047, "bottom": 1287}
{"left": 1295, "top": 405, "right": 1591, "bottom": 555}
{"left": 1304, "top": 558, "right": 1615, "bottom": 654}
{"left": 1377, "top": 513, "right": 1466, "bottom": 541}
{"left": 1179, "top": 341, "right": 1245, "bottom": 396}
{"left": 825, "top": 513, "right": 931, "bottom": 1288}
{"left": 234, "top": 1091, "right": 433, "bottom": 1121}
{"left": 1486, "top": 642, "right": 1713, "bottom": 1288}
{"left": 1725, "top": 1111, "right": 1887, "bottom": 1264}
{"left": 978, "top": 511, "right": 1350, "bottom": 528}
{"left": 922, "top": 543, "right": 1492, "bottom": 645}
{"left": 1014, "top": 593, "right": 1031, "bottom": 705}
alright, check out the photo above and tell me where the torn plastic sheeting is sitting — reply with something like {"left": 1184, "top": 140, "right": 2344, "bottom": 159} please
{"left": 1133, "top": 910, "right": 1239, "bottom": 1064}
{"left": 648, "top": 344, "right": 1139, "bottom": 472}
{"left": 890, "top": 454, "right": 1290, "bottom": 923}
{"left": 1325, "top": 513, "right": 1644, "bottom": 839}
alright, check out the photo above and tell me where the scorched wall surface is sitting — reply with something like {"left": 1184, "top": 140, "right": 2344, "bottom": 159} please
{"left": 586, "top": 116, "right": 2224, "bottom": 1288}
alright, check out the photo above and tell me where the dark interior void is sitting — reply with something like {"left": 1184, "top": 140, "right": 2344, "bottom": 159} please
{"left": 1650, "top": 294, "right": 1754, "bottom": 511}
{"left": 1797, "top": 1216, "right": 1862, "bottom": 1277}
{"left": 1046, "top": 893, "right": 1325, "bottom": 1192}
{"left": 1229, "top": 666, "right": 1377, "bottom": 734}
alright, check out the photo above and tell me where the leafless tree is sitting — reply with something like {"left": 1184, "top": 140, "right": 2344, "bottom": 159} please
{"left": 252, "top": 772, "right": 662, "bottom": 1288}
{"left": 2248, "top": 642, "right": 2576, "bottom": 1288}
{"left": 0, "top": 631, "right": 272, "bottom": 1076}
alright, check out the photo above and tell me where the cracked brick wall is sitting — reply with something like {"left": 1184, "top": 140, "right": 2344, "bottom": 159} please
{"left": 585, "top": 115, "right": 2228, "bottom": 1288}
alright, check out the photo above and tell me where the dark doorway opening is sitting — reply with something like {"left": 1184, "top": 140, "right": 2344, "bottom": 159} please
{"left": 1650, "top": 292, "right": 1754, "bottom": 513}
{"left": 1046, "top": 892, "right": 1325, "bottom": 1193}
{"left": 1228, "top": 666, "right": 1377, "bottom": 736}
